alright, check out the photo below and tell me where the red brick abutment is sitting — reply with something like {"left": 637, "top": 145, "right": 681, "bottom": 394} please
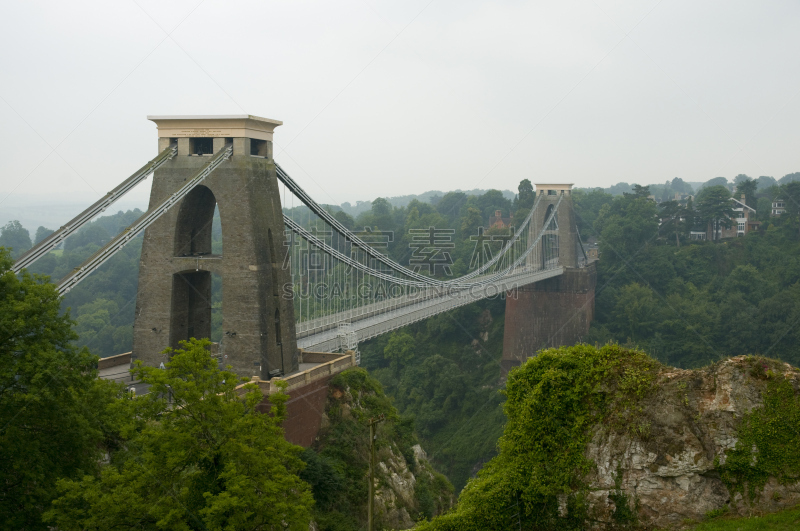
{"left": 501, "top": 263, "right": 596, "bottom": 374}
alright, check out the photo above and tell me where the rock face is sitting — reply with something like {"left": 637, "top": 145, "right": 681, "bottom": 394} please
{"left": 309, "top": 368, "right": 454, "bottom": 529}
{"left": 583, "top": 356, "right": 800, "bottom": 529}
{"left": 374, "top": 444, "right": 447, "bottom": 529}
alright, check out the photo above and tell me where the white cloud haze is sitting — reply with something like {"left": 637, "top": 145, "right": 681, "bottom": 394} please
{"left": 1, "top": 0, "right": 799, "bottom": 227}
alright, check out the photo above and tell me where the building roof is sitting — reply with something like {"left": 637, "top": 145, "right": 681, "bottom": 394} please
{"left": 147, "top": 115, "right": 283, "bottom": 141}
{"left": 730, "top": 197, "right": 756, "bottom": 212}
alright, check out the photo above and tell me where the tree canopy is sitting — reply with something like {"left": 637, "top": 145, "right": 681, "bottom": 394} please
{"left": 517, "top": 179, "right": 534, "bottom": 214}
{"left": 0, "top": 247, "right": 122, "bottom": 531}
{"left": 695, "top": 185, "right": 734, "bottom": 240}
{"left": 0, "top": 220, "right": 32, "bottom": 259}
{"left": 702, "top": 176, "right": 730, "bottom": 189}
{"left": 734, "top": 178, "right": 758, "bottom": 208}
{"left": 595, "top": 192, "right": 659, "bottom": 266}
{"left": 34, "top": 226, "right": 53, "bottom": 245}
{"left": 45, "top": 338, "right": 313, "bottom": 531}
{"left": 780, "top": 182, "right": 800, "bottom": 236}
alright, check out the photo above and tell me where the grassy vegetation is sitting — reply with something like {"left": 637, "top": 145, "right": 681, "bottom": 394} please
{"left": 683, "top": 505, "right": 800, "bottom": 530}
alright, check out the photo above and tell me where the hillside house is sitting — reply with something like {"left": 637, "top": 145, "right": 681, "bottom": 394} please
{"left": 488, "top": 210, "right": 514, "bottom": 230}
{"left": 702, "top": 195, "right": 759, "bottom": 240}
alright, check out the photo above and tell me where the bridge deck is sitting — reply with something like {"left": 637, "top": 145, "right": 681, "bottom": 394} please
{"left": 297, "top": 267, "right": 564, "bottom": 352}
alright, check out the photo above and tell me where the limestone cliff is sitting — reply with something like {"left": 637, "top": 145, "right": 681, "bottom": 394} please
{"left": 301, "top": 368, "right": 454, "bottom": 531}
{"left": 372, "top": 444, "right": 451, "bottom": 528}
{"left": 584, "top": 355, "right": 800, "bottom": 529}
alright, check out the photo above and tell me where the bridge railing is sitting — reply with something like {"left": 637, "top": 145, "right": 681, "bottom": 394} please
{"left": 236, "top": 350, "right": 357, "bottom": 397}
{"left": 296, "top": 265, "right": 566, "bottom": 352}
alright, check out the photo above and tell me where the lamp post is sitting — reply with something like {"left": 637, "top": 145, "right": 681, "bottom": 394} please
{"left": 367, "top": 414, "right": 386, "bottom": 530}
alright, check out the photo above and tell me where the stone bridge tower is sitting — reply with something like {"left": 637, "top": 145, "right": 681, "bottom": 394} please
{"left": 132, "top": 115, "right": 298, "bottom": 379}
{"left": 501, "top": 183, "right": 596, "bottom": 374}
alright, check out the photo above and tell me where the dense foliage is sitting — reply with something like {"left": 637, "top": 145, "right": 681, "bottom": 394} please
{"left": 0, "top": 220, "right": 33, "bottom": 259}
{"left": 45, "top": 338, "right": 313, "bottom": 531}
{"left": 0, "top": 247, "right": 122, "bottom": 531}
{"left": 7, "top": 171, "right": 800, "bottom": 521}
{"left": 575, "top": 184, "right": 800, "bottom": 368}
{"left": 416, "top": 344, "right": 659, "bottom": 531}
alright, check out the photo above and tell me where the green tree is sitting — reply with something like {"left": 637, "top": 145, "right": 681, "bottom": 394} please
{"left": 702, "top": 176, "right": 729, "bottom": 189}
{"left": 605, "top": 182, "right": 633, "bottom": 195}
{"left": 757, "top": 197, "right": 773, "bottom": 222}
{"left": 734, "top": 178, "right": 758, "bottom": 208}
{"left": 0, "top": 247, "right": 122, "bottom": 531}
{"left": 460, "top": 207, "right": 483, "bottom": 241}
{"left": 436, "top": 191, "right": 468, "bottom": 223}
{"left": 73, "top": 299, "right": 119, "bottom": 354}
{"left": 474, "top": 190, "right": 512, "bottom": 221}
{"left": 756, "top": 175, "right": 777, "bottom": 191}
{"left": 630, "top": 184, "right": 651, "bottom": 198}
{"left": 611, "top": 283, "right": 659, "bottom": 342}
{"left": 594, "top": 193, "right": 659, "bottom": 266}
{"left": 779, "top": 172, "right": 800, "bottom": 185}
{"left": 670, "top": 177, "right": 694, "bottom": 195}
{"left": 34, "top": 226, "right": 54, "bottom": 245}
{"left": 332, "top": 210, "right": 355, "bottom": 230}
{"left": 0, "top": 220, "right": 32, "bottom": 259}
{"left": 366, "top": 197, "right": 395, "bottom": 240}
{"left": 658, "top": 200, "right": 691, "bottom": 247}
{"left": 517, "top": 179, "right": 534, "bottom": 212}
{"left": 695, "top": 185, "right": 734, "bottom": 241}
{"left": 384, "top": 330, "right": 416, "bottom": 375}
{"left": 572, "top": 188, "right": 613, "bottom": 238}
{"left": 65, "top": 224, "right": 110, "bottom": 251}
{"left": 45, "top": 338, "right": 313, "bottom": 531}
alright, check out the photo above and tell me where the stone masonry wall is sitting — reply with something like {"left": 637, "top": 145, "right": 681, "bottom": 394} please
{"left": 132, "top": 138, "right": 297, "bottom": 380}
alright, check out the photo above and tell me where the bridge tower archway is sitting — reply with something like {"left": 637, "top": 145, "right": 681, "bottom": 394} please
{"left": 174, "top": 185, "right": 217, "bottom": 257}
{"left": 132, "top": 116, "right": 298, "bottom": 379}
{"left": 169, "top": 269, "right": 212, "bottom": 349}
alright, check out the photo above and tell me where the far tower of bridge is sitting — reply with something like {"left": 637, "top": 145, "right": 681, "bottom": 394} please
{"left": 131, "top": 115, "right": 298, "bottom": 379}
{"left": 502, "top": 182, "right": 597, "bottom": 373}
{"left": 526, "top": 183, "right": 578, "bottom": 269}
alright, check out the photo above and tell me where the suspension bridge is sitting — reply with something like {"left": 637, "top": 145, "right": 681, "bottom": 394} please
{"left": 13, "top": 115, "right": 595, "bottom": 444}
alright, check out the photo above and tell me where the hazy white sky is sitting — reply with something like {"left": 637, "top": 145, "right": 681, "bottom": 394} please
{"left": 2, "top": 0, "right": 800, "bottom": 222}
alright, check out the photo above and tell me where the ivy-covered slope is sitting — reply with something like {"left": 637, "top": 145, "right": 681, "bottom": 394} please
{"left": 300, "top": 368, "right": 454, "bottom": 531}
{"left": 417, "top": 344, "right": 800, "bottom": 531}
